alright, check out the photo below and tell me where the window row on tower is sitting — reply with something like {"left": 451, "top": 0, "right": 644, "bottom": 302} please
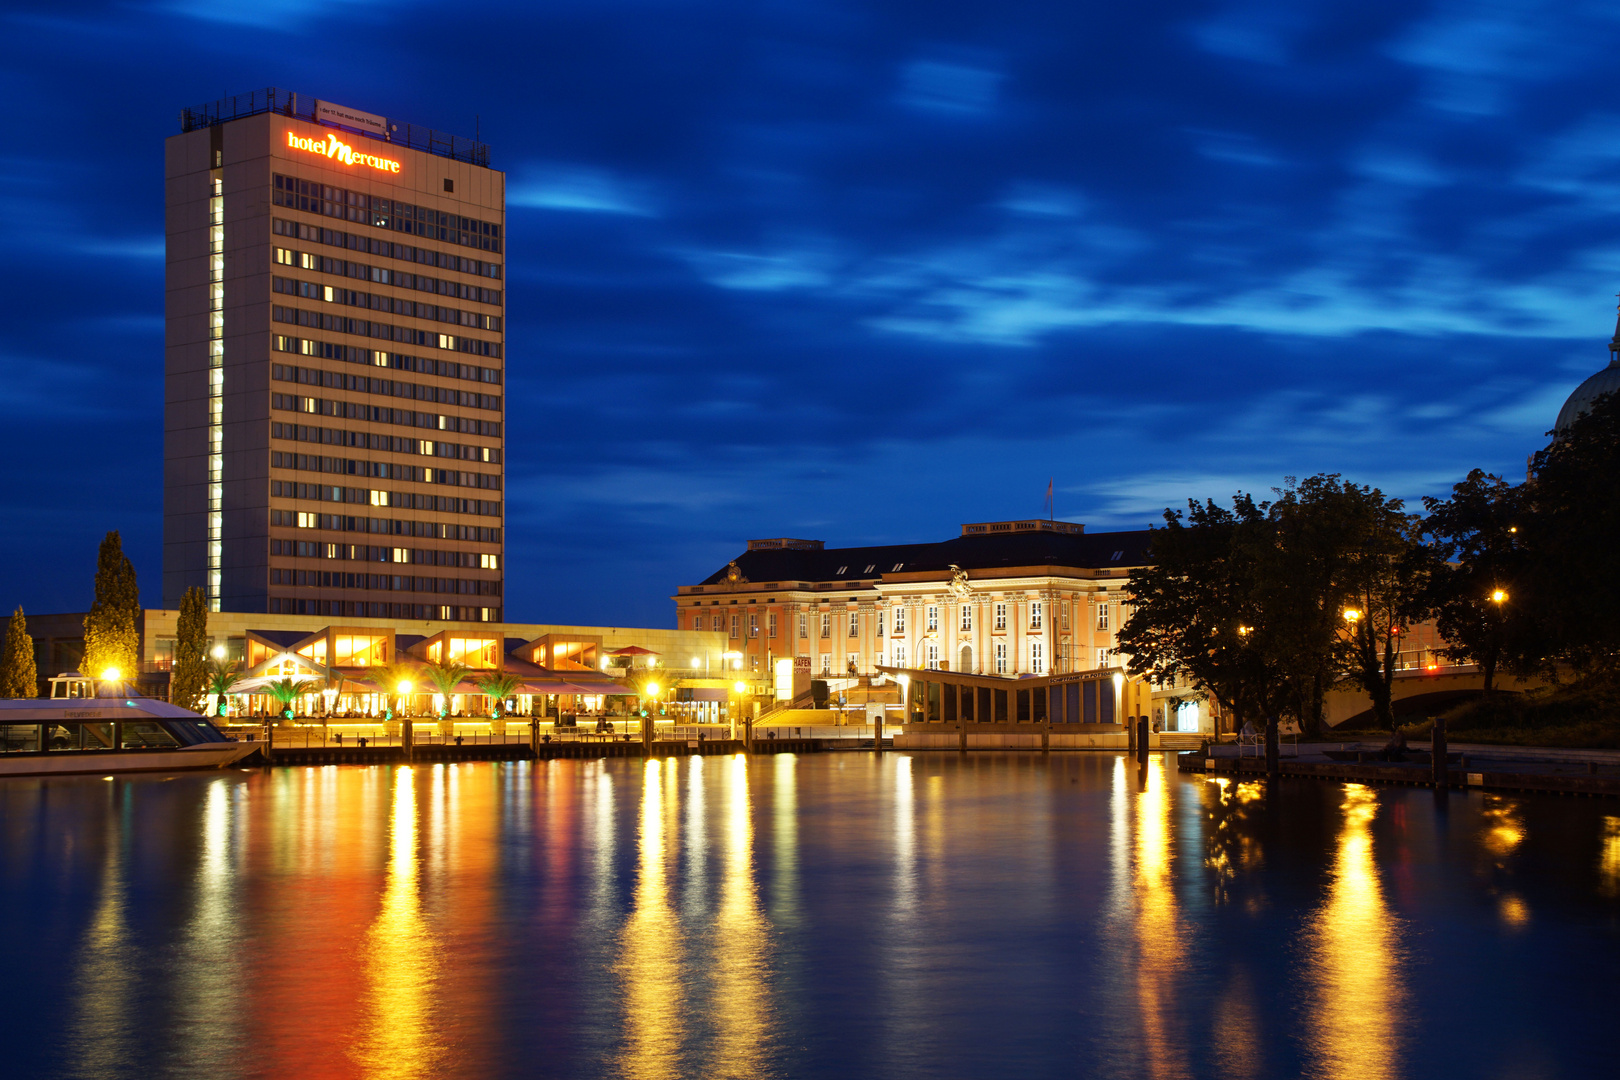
{"left": 271, "top": 218, "right": 502, "bottom": 278}
{"left": 273, "top": 176, "right": 501, "bottom": 253}
{"left": 273, "top": 247, "right": 501, "bottom": 306}
{"left": 270, "top": 422, "right": 499, "bottom": 463}
{"left": 270, "top": 395, "right": 502, "bottom": 438}
{"left": 272, "top": 305, "right": 500, "bottom": 356}
{"left": 271, "top": 337, "right": 501, "bottom": 384}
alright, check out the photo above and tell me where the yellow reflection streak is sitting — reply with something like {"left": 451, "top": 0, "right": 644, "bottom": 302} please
{"left": 1480, "top": 796, "right": 1524, "bottom": 858}
{"left": 354, "top": 767, "right": 445, "bottom": 1080}
{"left": 772, "top": 754, "right": 799, "bottom": 923}
{"left": 1131, "top": 755, "right": 1188, "bottom": 1080}
{"left": 614, "top": 758, "right": 686, "bottom": 1079}
{"left": 172, "top": 779, "right": 243, "bottom": 1076}
{"left": 709, "top": 753, "right": 774, "bottom": 1076}
{"left": 1304, "top": 785, "right": 1406, "bottom": 1080}
{"left": 67, "top": 799, "right": 135, "bottom": 1077}
{"left": 1600, "top": 817, "right": 1620, "bottom": 898}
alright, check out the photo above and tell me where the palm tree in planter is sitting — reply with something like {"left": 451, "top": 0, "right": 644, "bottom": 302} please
{"left": 205, "top": 658, "right": 239, "bottom": 719}
{"left": 264, "top": 677, "right": 305, "bottom": 726}
{"left": 423, "top": 661, "right": 471, "bottom": 738}
{"left": 476, "top": 671, "right": 523, "bottom": 735}
{"left": 371, "top": 659, "right": 422, "bottom": 738}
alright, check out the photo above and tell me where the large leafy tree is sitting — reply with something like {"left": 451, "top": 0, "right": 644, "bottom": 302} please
{"left": 1119, "top": 494, "right": 1285, "bottom": 737}
{"left": 169, "top": 586, "right": 210, "bottom": 711}
{"left": 1520, "top": 391, "right": 1620, "bottom": 673}
{"left": 82, "top": 531, "right": 141, "bottom": 682}
{"left": 1, "top": 606, "right": 37, "bottom": 698}
{"left": 1423, "top": 471, "right": 1529, "bottom": 692}
{"left": 1122, "top": 474, "right": 1435, "bottom": 739}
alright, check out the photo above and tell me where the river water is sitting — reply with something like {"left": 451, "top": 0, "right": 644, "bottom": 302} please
{"left": 2, "top": 752, "right": 1617, "bottom": 1079}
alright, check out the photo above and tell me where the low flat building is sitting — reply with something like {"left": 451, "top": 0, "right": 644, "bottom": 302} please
{"left": 21, "top": 610, "right": 725, "bottom": 716}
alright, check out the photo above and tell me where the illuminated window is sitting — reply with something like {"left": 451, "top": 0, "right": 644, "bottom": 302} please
{"left": 926, "top": 642, "right": 939, "bottom": 669}
{"left": 926, "top": 605, "right": 938, "bottom": 632}
{"left": 447, "top": 636, "right": 498, "bottom": 668}
{"left": 820, "top": 654, "right": 831, "bottom": 675}
{"left": 334, "top": 634, "right": 388, "bottom": 667}
{"left": 893, "top": 643, "right": 907, "bottom": 668}
{"left": 849, "top": 612, "right": 859, "bottom": 638}
{"left": 296, "top": 638, "right": 328, "bottom": 665}
{"left": 798, "top": 613, "right": 808, "bottom": 639}
{"left": 894, "top": 607, "right": 905, "bottom": 634}
{"left": 1030, "top": 642, "right": 1044, "bottom": 675}
{"left": 820, "top": 612, "right": 830, "bottom": 638}
{"left": 749, "top": 614, "right": 759, "bottom": 638}
{"left": 1097, "top": 603, "right": 1110, "bottom": 632}
{"left": 1030, "top": 602, "right": 1043, "bottom": 630}
{"left": 876, "top": 611, "right": 885, "bottom": 637}
{"left": 960, "top": 605, "right": 972, "bottom": 632}
{"left": 730, "top": 614, "right": 739, "bottom": 639}
{"left": 767, "top": 613, "right": 778, "bottom": 638}
{"left": 994, "top": 603, "right": 1007, "bottom": 631}
{"left": 995, "top": 642, "right": 1008, "bottom": 674}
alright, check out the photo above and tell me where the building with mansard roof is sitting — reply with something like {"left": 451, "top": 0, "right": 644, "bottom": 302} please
{"left": 674, "top": 518, "right": 1152, "bottom": 686}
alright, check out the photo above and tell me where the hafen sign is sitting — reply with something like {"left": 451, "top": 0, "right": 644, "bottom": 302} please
{"left": 286, "top": 131, "right": 401, "bottom": 174}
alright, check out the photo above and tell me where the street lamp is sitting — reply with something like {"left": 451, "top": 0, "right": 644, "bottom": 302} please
{"left": 212, "top": 645, "right": 226, "bottom": 660}
{"left": 1491, "top": 589, "right": 1508, "bottom": 604}
{"left": 1342, "top": 608, "right": 1362, "bottom": 624}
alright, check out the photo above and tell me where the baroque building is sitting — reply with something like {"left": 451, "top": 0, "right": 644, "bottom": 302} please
{"left": 674, "top": 519, "right": 1151, "bottom": 681}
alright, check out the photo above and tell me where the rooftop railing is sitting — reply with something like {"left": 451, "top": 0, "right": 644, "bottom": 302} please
{"left": 179, "top": 87, "right": 491, "bottom": 168}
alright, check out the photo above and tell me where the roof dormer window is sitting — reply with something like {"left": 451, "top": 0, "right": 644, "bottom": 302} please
{"left": 864, "top": 564, "right": 876, "bottom": 574}
{"left": 836, "top": 565, "right": 848, "bottom": 575}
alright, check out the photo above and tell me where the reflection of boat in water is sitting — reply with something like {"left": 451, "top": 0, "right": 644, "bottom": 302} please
{"left": 0, "top": 697, "right": 260, "bottom": 778}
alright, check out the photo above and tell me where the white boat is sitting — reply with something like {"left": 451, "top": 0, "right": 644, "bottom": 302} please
{"left": 0, "top": 697, "right": 261, "bottom": 778}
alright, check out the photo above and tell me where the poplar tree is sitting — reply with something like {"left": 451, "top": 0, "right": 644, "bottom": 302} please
{"left": 82, "top": 530, "right": 141, "bottom": 682}
{"left": 169, "top": 586, "right": 209, "bottom": 710}
{"left": 0, "top": 606, "right": 37, "bottom": 698}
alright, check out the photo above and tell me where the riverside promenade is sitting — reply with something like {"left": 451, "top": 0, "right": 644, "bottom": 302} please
{"left": 1182, "top": 739, "right": 1620, "bottom": 798}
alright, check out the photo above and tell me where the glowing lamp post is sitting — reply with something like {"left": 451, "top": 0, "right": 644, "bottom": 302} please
{"left": 641, "top": 681, "right": 660, "bottom": 753}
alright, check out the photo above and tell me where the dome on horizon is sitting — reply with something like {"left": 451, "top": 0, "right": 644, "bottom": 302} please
{"left": 1556, "top": 360, "right": 1620, "bottom": 433}
{"left": 1555, "top": 308, "right": 1620, "bottom": 433}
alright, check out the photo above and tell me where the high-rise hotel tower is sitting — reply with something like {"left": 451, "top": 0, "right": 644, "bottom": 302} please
{"left": 165, "top": 89, "right": 506, "bottom": 620}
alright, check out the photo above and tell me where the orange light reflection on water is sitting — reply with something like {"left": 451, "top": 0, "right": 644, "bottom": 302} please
{"left": 1129, "top": 755, "right": 1188, "bottom": 1080}
{"left": 613, "top": 758, "right": 687, "bottom": 1079}
{"left": 1303, "top": 784, "right": 1406, "bottom": 1080}
{"left": 353, "top": 766, "right": 446, "bottom": 1079}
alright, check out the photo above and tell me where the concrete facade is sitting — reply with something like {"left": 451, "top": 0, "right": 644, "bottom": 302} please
{"left": 164, "top": 92, "right": 506, "bottom": 620}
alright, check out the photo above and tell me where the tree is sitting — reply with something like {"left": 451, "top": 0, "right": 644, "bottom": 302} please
{"left": 1, "top": 606, "right": 37, "bottom": 698}
{"left": 1423, "top": 471, "right": 1528, "bottom": 692}
{"left": 1119, "top": 494, "right": 1285, "bottom": 739}
{"left": 169, "top": 587, "right": 210, "bottom": 711}
{"left": 264, "top": 677, "right": 304, "bottom": 721}
{"left": 82, "top": 531, "right": 140, "bottom": 682}
{"left": 372, "top": 659, "right": 422, "bottom": 721}
{"left": 1520, "top": 390, "right": 1620, "bottom": 673}
{"left": 423, "top": 661, "right": 471, "bottom": 720}
{"left": 476, "top": 672, "right": 522, "bottom": 718}
{"left": 206, "top": 657, "right": 239, "bottom": 716}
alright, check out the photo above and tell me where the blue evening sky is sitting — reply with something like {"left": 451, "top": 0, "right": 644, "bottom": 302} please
{"left": 1, "top": 0, "right": 1615, "bottom": 626}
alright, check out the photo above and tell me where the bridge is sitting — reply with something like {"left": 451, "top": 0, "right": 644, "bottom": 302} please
{"left": 1324, "top": 663, "right": 1549, "bottom": 729}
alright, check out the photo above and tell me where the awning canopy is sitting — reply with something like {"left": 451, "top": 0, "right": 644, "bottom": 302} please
{"left": 607, "top": 645, "right": 660, "bottom": 656}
